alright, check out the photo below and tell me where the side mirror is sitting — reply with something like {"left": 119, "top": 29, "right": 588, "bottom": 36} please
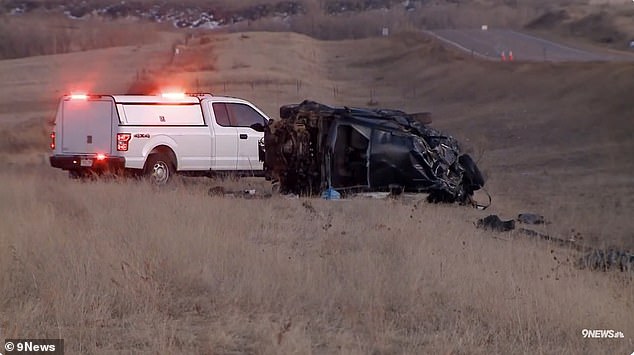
{"left": 250, "top": 122, "right": 265, "bottom": 132}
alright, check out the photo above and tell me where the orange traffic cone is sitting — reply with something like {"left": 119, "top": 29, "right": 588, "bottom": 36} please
{"left": 501, "top": 51, "right": 506, "bottom": 61}
{"left": 509, "top": 50, "right": 514, "bottom": 61}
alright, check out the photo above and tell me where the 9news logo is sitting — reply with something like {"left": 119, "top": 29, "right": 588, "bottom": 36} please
{"left": 3, "top": 339, "right": 64, "bottom": 354}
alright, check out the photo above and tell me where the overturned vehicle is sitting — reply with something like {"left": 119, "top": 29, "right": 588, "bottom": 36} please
{"left": 263, "top": 100, "right": 485, "bottom": 205}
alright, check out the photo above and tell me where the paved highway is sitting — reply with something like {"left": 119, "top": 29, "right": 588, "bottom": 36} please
{"left": 425, "top": 29, "right": 634, "bottom": 62}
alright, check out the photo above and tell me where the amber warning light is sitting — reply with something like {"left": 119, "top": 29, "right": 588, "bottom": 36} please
{"left": 50, "top": 132, "right": 55, "bottom": 150}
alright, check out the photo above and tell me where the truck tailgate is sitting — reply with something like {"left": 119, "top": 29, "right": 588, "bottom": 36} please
{"left": 61, "top": 99, "right": 113, "bottom": 154}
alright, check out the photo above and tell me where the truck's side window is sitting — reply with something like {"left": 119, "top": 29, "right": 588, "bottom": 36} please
{"left": 227, "top": 103, "right": 266, "bottom": 128}
{"left": 212, "top": 103, "right": 231, "bottom": 126}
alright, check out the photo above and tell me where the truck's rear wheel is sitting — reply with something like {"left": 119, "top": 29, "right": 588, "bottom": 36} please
{"left": 144, "top": 154, "right": 174, "bottom": 185}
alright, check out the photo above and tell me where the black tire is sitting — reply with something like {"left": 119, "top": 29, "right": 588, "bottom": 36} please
{"left": 459, "top": 154, "right": 484, "bottom": 191}
{"left": 144, "top": 153, "right": 174, "bottom": 185}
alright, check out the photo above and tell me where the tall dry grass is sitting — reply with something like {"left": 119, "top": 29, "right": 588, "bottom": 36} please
{"left": 0, "top": 14, "right": 162, "bottom": 59}
{"left": 0, "top": 168, "right": 631, "bottom": 353}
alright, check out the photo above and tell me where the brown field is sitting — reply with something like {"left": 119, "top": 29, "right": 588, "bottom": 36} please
{"left": 0, "top": 2, "right": 633, "bottom": 354}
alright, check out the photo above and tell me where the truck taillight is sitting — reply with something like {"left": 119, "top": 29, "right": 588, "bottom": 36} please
{"left": 50, "top": 132, "right": 55, "bottom": 150}
{"left": 117, "top": 133, "right": 131, "bottom": 151}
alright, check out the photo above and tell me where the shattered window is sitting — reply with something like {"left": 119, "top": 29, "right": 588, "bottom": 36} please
{"left": 227, "top": 103, "right": 266, "bottom": 128}
{"left": 212, "top": 103, "right": 231, "bottom": 126}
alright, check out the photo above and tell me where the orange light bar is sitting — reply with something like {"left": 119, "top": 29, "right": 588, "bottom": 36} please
{"left": 161, "top": 92, "right": 186, "bottom": 99}
{"left": 70, "top": 93, "right": 88, "bottom": 100}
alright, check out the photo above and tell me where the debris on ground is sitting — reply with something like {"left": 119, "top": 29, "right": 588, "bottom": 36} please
{"left": 208, "top": 186, "right": 226, "bottom": 196}
{"left": 477, "top": 214, "right": 633, "bottom": 273}
{"left": 476, "top": 215, "right": 516, "bottom": 232}
{"left": 517, "top": 213, "right": 546, "bottom": 225}
{"left": 207, "top": 186, "right": 271, "bottom": 199}
{"left": 477, "top": 214, "right": 578, "bottom": 247}
{"left": 578, "top": 248, "right": 634, "bottom": 272}
{"left": 263, "top": 100, "right": 485, "bottom": 206}
{"left": 321, "top": 187, "right": 341, "bottom": 200}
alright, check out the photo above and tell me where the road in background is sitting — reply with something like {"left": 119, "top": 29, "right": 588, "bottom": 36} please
{"left": 425, "top": 29, "right": 634, "bottom": 62}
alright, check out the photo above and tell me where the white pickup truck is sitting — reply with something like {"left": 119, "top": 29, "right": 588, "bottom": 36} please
{"left": 49, "top": 93, "right": 270, "bottom": 184}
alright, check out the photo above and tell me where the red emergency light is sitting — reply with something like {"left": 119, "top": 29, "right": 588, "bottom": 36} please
{"left": 70, "top": 93, "right": 88, "bottom": 100}
{"left": 161, "top": 92, "right": 186, "bottom": 99}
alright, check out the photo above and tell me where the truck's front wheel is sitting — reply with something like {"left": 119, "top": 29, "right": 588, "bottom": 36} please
{"left": 144, "top": 154, "right": 174, "bottom": 185}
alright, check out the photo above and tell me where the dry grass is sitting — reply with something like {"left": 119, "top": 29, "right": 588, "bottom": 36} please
{"left": 0, "top": 168, "right": 632, "bottom": 354}
{"left": 0, "top": 13, "right": 167, "bottom": 59}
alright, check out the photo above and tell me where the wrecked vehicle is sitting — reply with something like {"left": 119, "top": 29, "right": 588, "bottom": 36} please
{"left": 263, "top": 100, "right": 485, "bottom": 204}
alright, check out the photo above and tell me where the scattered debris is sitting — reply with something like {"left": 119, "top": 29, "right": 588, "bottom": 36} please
{"left": 516, "top": 227, "right": 547, "bottom": 239}
{"left": 301, "top": 200, "right": 317, "bottom": 214}
{"left": 321, "top": 187, "right": 341, "bottom": 200}
{"left": 517, "top": 213, "right": 545, "bottom": 225}
{"left": 477, "top": 214, "right": 581, "bottom": 248}
{"left": 578, "top": 248, "right": 634, "bottom": 272}
{"left": 264, "top": 100, "right": 485, "bottom": 206}
{"left": 353, "top": 192, "right": 391, "bottom": 199}
{"left": 516, "top": 228, "right": 586, "bottom": 250}
{"left": 207, "top": 186, "right": 270, "bottom": 199}
{"left": 208, "top": 186, "right": 226, "bottom": 196}
{"left": 477, "top": 214, "right": 633, "bottom": 273}
{"left": 476, "top": 215, "right": 515, "bottom": 232}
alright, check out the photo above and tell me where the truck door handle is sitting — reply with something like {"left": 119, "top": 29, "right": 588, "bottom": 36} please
{"left": 239, "top": 134, "right": 248, "bottom": 139}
